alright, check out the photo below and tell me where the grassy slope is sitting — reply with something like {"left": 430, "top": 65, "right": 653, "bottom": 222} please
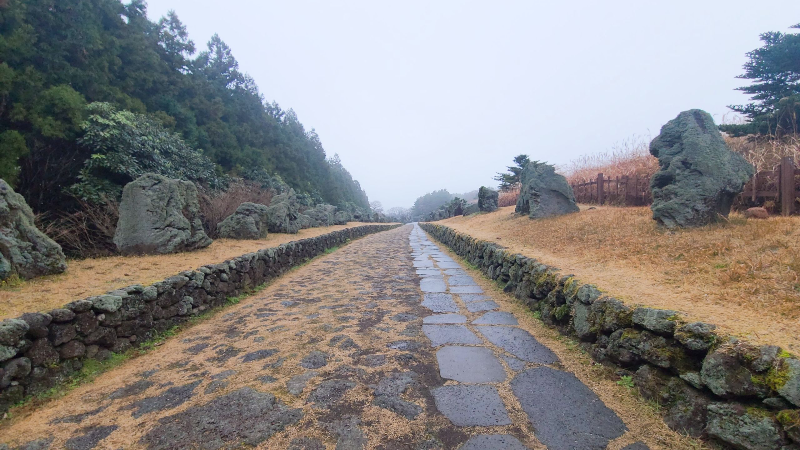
{"left": 440, "top": 206, "right": 800, "bottom": 352}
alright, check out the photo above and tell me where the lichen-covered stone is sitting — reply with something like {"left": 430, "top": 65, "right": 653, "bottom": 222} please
{"left": 632, "top": 307, "right": 679, "bottom": 336}
{"left": 114, "top": 173, "right": 212, "bottom": 255}
{"left": 0, "top": 179, "right": 66, "bottom": 281}
{"left": 19, "top": 313, "right": 51, "bottom": 339}
{"left": 91, "top": 295, "right": 123, "bottom": 313}
{"left": 706, "top": 403, "right": 787, "bottom": 450}
{"left": 777, "top": 358, "right": 800, "bottom": 408}
{"left": 48, "top": 308, "right": 75, "bottom": 323}
{"left": 649, "top": 110, "right": 754, "bottom": 228}
{"left": 0, "top": 319, "right": 29, "bottom": 346}
{"left": 515, "top": 161, "right": 579, "bottom": 219}
{"left": 576, "top": 284, "right": 602, "bottom": 304}
{"left": 634, "top": 364, "right": 711, "bottom": 437}
{"left": 674, "top": 322, "right": 717, "bottom": 352}
{"left": 701, "top": 344, "right": 770, "bottom": 398}
{"left": 478, "top": 186, "right": 499, "bottom": 212}
{"left": 217, "top": 202, "right": 270, "bottom": 240}
{"left": 25, "top": 338, "right": 58, "bottom": 366}
{"left": 304, "top": 204, "right": 338, "bottom": 227}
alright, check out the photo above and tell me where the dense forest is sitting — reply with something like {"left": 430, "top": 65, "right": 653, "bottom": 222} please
{"left": 0, "top": 0, "right": 370, "bottom": 217}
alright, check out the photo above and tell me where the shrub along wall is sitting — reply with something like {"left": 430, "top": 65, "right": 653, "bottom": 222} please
{"left": 0, "top": 224, "right": 399, "bottom": 413}
{"left": 420, "top": 223, "right": 800, "bottom": 450}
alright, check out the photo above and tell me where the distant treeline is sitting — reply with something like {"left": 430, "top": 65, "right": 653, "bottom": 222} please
{"left": 0, "top": 0, "right": 370, "bottom": 214}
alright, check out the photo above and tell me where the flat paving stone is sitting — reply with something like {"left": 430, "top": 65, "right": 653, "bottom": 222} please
{"left": 412, "top": 260, "right": 434, "bottom": 268}
{"left": 459, "top": 293, "right": 490, "bottom": 303}
{"left": 421, "top": 293, "right": 459, "bottom": 313}
{"left": 416, "top": 269, "right": 441, "bottom": 277}
{"left": 450, "top": 285, "right": 483, "bottom": 294}
{"left": 422, "top": 325, "right": 482, "bottom": 347}
{"left": 422, "top": 314, "right": 467, "bottom": 324}
{"left": 287, "top": 371, "right": 318, "bottom": 395}
{"left": 477, "top": 326, "right": 559, "bottom": 364}
{"left": 443, "top": 269, "right": 468, "bottom": 276}
{"left": 446, "top": 275, "right": 477, "bottom": 286}
{"left": 431, "top": 385, "right": 511, "bottom": 426}
{"left": 473, "top": 311, "right": 518, "bottom": 325}
{"left": 503, "top": 355, "right": 527, "bottom": 371}
{"left": 436, "top": 346, "right": 506, "bottom": 383}
{"left": 466, "top": 300, "right": 499, "bottom": 313}
{"left": 622, "top": 443, "right": 651, "bottom": 450}
{"left": 511, "top": 367, "right": 626, "bottom": 450}
{"left": 436, "top": 262, "right": 463, "bottom": 269}
{"left": 461, "top": 434, "right": 528, "bottom": 450}
{"left": 420, "top": 278, "right": 447, "bottom": 293}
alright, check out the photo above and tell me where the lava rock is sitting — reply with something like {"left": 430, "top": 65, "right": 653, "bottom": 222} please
{"left": 478, "top": 186, "right": 499, "bottom": 212}
{"left": 217, "top": 202, "right": 271, "bottom": 240}
{"left": 515, "top": 161, "right": 579, "bottom": 219}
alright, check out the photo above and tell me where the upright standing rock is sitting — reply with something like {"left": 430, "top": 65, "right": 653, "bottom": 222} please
{"left": 0, "top": 179, "right": 66, "bottom": 280}
{"left": 478, "top": 186, "right": 499, "bottom": 212}
{"left": 649, "top": 110, "right": 754, "bottom": 228}
{"left": 114, "top": 173, "right": 212, "bottom": 255}
{"left": 515, "top": 162, "right": 579, "bottom": 219}
{"left": 265, "top": 189, "right": 303, "bottom": 234}
{"left": 217, "top": 202, "right": 270, "bottom": 240}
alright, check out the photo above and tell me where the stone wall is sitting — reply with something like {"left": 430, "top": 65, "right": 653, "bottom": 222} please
{"left": 419, "top": 223, "right": 800, "bottom": 450}
{"left": 0, "top": 224, "right": 399, "bottom": 413}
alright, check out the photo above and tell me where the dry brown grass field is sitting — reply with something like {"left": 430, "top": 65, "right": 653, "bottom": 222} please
{"left": 440, "top": 206, "right": 800, "bottom": 352}
{"left": 0, "top": 223, "right": 389, "bottom": 320}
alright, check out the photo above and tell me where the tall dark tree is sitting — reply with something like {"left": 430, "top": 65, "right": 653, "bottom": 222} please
{"left": 493, "top": 154, "right": 530, "bottom": 190}
{"left": 722, "top": 23, "right": 800, "bottom": 136}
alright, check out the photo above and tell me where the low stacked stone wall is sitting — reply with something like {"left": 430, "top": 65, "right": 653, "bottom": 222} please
{"left": 0, "top": 224, "right": 399, "bottom": 413}
{"left": 419, "top": 223, "right": 800, "bottom": 450}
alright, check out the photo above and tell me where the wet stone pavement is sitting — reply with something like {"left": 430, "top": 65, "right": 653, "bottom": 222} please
{"left": 0, "top": 224, "right": 648, "bottom": 449}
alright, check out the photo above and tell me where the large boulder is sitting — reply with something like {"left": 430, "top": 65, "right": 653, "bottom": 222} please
{"left": 114, "top": 174, "right": 212, "bottom": 255}
{"left": 515, "top": 162, "right": 579, "bottom": 219}
{"left": 304, "top": 204, "right": 337, "bottom": 227}
{"left": 334, "top": 211, "right": 351, "bottom": 225}
{"left": 0, "top": 179, "right": 66, "bottom": 280}
{"left": 217, "top": 202, "right": 270, "bottom": 240}
{"left": 478, "top": 186, "right": 499, "bottom": 212}
{"left": 264, "top": 189, "right": 303, "bottom": 234}
{"left": 649, "top": 109, "right": 754, "bottom": 228}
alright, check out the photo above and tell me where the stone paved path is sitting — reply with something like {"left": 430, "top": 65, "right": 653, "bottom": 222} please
{"left": 0, "top": 224, "right": 650, "bottom": 449}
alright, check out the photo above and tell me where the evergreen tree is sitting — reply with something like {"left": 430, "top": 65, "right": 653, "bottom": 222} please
{"left": 493, "top": 154, "right": 530, "bottom": 190}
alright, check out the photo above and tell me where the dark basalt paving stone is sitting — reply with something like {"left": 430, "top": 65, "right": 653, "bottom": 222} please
{"left": 287, "top": 371, "right": 318, "bottom": 395}
{"left": 210, "top": 370, "right": 236, "bottom": 381}
{"left": 465, "top": 301, "right": 499, "bottom": 313}
{"left": 259, "top": 375, "right": 277, "bottom": 384}
{"left": 375, "top": 371, "right": 417, "bottom": 396}
{"left": 307, "top": 379, "right": 356, "bottom": 409}
{"left": 413, "top": 260, "right": 434, "bottom": 268}
{"left": 50, "top": 406, "right": 108, "bottom": 425}
{"left": 421, "top": 293, "right": 459, "bottom": 313}
{"left": 431, "top": 385, "right": 511, "bottom": 426}
{"left": 360, "top": 354, "right": 386, "bottom": 367}
{"left": 443, "top": 269, "right": 468, "bottom": 276}
{"left": 391, "top": 313, "right": 418, "bottom": 322}
{"left": 437, "top": 346, "right": 506, "bottom": 383}
{"left": 422, "top": 314, "right": 467, "bottom": 324}
{"left": 324, "top": 416, "right": 367, "bottom": 450}
{"left": 387, "top": 340, "right": 421, "bottom": 351}
{"left": 511, "top": 367, "right": 626, "bottom": 450}
{"left": 416, "top": 269, "right": 441, "bottom": 277}
{"left": 622, "top": 443, "right": 651, "bottom": 450}
{"left": 184, "top": 343, "right": 209, "bottom": 355}
{"left": 420, "top": 278, "right": 447, "bottom": 293}
{"left": 204, "top": 380, "right": 227, "bottom": 394}
{"left": 281, "top": 300, "right": 298, "bottom": 307}
{"left": 7, "top": 437, "right": 54, "bottom": 450}
{"left": 473, "top": 311, "right": 518, "bottom": 325}
{"left": 64, "top": 425, "right": 117, "bottom": 450}
{"left": 329, "top": 334, "right": 359, "bottom": 349}
{"left": 450, "top": 285, "right": 484, "bottom": 294}
{"left": 422, "top": 325, "right": 482, "bottom": 347}
{"left": 373, "top": 395, "right": 422, "bottom": 419}
{"left": 300, "top": 350, "right": 329, "bottom": 369}
{"left": 109, "top": 379, "right": 154, "bottom": 400}
{"left": 503, "top": 355, "right": 527, "bottom": 372}
{"left": 436, "top": 262, "right": 462, "bottom": 269}
{"left": 140, "top": 387, "right": 302, "bottom": 450}
{"left": 446, "top": 275, "right": 477, "bottom": 286}
{"left": 461, "top": 434, "right": 528, "bottom": 450}
{"left": 209, "top": 346, "right": 242, "bottom": 364}
{"left": 288, "top": 437, "right": 326, "bottom": 450}
{"left": 477, "top": 326, "right": 559, "bottom": 364}
{"left": 242, "top": 348, "right": 279, "bottom": 362}
{"left": 459, "top": 294, "right": 490, "bottom": 303}
{"left": 124, "top": 380, "right": 201, "bottom": 418}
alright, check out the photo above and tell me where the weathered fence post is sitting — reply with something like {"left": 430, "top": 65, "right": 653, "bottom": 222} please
{"left": 597, "top": 173, "right": 604, "bottom": 205}
{"left": 780, "top": 157, "right": 796, "bottom": 216}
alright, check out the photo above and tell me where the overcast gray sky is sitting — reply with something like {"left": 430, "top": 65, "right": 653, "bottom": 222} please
{"left": 146, "top": 0, "right": 799, "bottom": 210}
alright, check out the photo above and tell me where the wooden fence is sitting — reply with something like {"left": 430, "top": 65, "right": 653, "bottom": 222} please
{"left": 571, "top": 157, "right": 800, "bottom": 215}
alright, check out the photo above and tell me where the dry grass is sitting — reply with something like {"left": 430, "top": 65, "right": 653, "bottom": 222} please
{"left": 562, "top": 135, "right": 659, "bottom": 184}
{"left": 0, "top": 222, "right": 387, "bottom": 319}
{"left": 199, "top": 180, "right": 274, "bottom": 238}
{"left": 440, "top": 206, "right": 800, "bottom": 352}
{"left": 498, "top": 185, "right": 520, "bottom": 207}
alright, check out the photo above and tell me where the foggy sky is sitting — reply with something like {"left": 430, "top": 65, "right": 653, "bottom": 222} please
{"left": 145, "top": 0, "right": 800, "bottom": 210}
